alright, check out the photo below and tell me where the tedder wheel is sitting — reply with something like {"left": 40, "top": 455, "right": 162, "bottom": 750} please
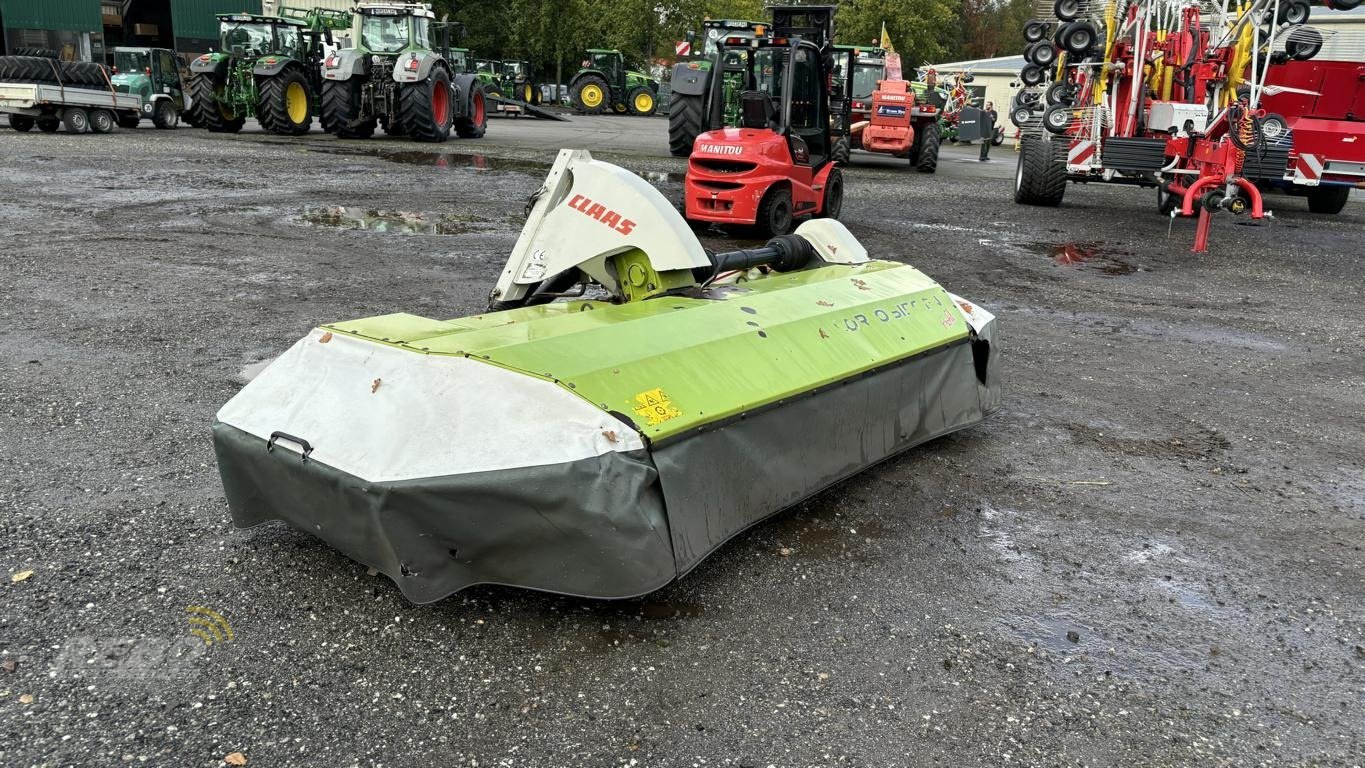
{"left": 1027, "top": 41, "right": 1058, "bottom": 67}
{"left": 832, "top": 134, "right": 851, "bottom": 166}
{"left": 152, "top": 100, "right": 178, "bottom": 129}
{"left": 1059, "top": 21, "right": 1099, "bottom": 54}
{"left": 1042, "top": 104, "right": 1073, "bottom": 134}
{"left": 89, "top": 108, "right": 115, "bottom": 133}
{"left": 320, "top": 78, "right": 375, "bottom": 139}
{"left": 1278, "top": 0, "right": 1311, "bottom": 25}
{"left": 818, "top": 167, "right": 844, "bottom": 219}
{"left": 190, "top": 75, "right": 245, "bottom": 133}
{"left": 1024, "top": 21, "right": 1049, "bottom": 43}
{"left": 1286, "top": 27, "right": 1323, "bottom": 60}
{"left": 1045, "top": 81, "right": 1074, "bottom": 106}
{"left": 1054, "top": 0, "right": 1082, "bottom": 21}
{"left": 572, "top": 75, "right": 610, "bottom": 114}
{"left": 613, "top": 101, "right": 629, "bottom": 114}
{"left": 628, "top": 86, "right": 656, "bottom": 116}
{"left": 1011, "top": 106, "right": 1033, "bottom": 127}
{"left": 62, "top": 107, "right": 90, "bottom": 133}
{"left": 1020, "top": 64, "right": 1046, "bottom": 87}
{"left": 754, "top": 185, "right": 794, "bottom": 237}
{"left": 1306, "top": 186, "right": 1349, "bottom": 214}
{"left": 1259, "top": 112, "right": 1290, "bottom": 143}
{"left": 118, "top": 113, "right": 141, "bottom": 129}
{"left": 667, "top": 92, "right": 705, "bottom": 156}
{"left": 7, "top": 114, "right": 34, "bottom": 132}
{"left": 258, "top": 67, "right": 313, "bottom": 136}
{"left": 455, "top": 85, "right": 487, "bottom": 139}
{"left": 1014, "top": 136, "right": 1067, "bottom": 206}
{"left": 37, "top": 118, "right": 60, "bottom": 132}
{"left": 399, "top": 66, "right": 453, "bottom": 143}
{"left": 916, "top": 121, "right": 941, "bottom": 173}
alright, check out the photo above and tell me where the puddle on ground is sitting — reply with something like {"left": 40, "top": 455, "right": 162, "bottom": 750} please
{"left": 1036, "top": 241, "right": 1140, "bottom": 276}
{"left": 305, "top": 146, "right": 550, "bottom": 175}
{"left": 300, "top": 206, "right": 481, "bottom": 235}
{"left": 1003, "top": 613, "right": 1102, "bottom": 656}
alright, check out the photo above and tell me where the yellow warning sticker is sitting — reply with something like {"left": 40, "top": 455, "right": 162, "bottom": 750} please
{"left": 632, "top": 387, "right": 682, "bottom": 426}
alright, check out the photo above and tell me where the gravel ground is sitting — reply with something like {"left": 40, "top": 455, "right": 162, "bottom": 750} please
{"left": 0, "top": 117, "right": 1362, "bottom": 768}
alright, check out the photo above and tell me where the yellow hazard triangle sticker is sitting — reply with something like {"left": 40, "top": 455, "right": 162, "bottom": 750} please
{"left": 632, "top": 387, "right": 682, "bottom": 426}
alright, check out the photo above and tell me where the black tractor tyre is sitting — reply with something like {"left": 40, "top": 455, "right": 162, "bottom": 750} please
{"left": 399, "top": 66, "right": 453, "bottom": 143}
{"left": 152, "top": 100, "right": 178, "bottom": 129}
{"left": 455, "top": 85, "right": 487, "bottom": 138}
{"left": 8, "top": 114, "right": 34, "bottom": 131}
{"left": 1024, "top": 21, "right": 1049, "bottom": 43}
{"left": 118, "top": 113, "right": 141, "bottom": 129}
{"left": 832, "top": 134, "right": 851, "bottom": 166}
{"left": 1059, "top": 21, "right": 1099, "bottom": 54}
{"left": 0, "top": 56, "right": 61, "bottom": 84}
{"left": 818, "top": 167, "right": 844, "bottom": 219}
{"left": 1027, "top": 41, "right": 1058, "bottom": 67}
{"left": 257, "top": 67, "right": 313, "bottom": 136}
{"left": 37, "top": 118, "right": 60, "bottom": 132}
{"left": 1054, "top": 0, "right": 1082, "bottom": 21}
{"left": 1328, "top": 0, "right": 1361, "bottom": 9}
{"left": 667, "top": 91, "right": 705, "bottom": 156}
{"left": 89, "top": 108, "right": 115, "bottom": 133}
{"left": 917, "top": 121, "right": 941, "bottom": 173}
{"left": 1306, "top": 186, "right": 1349, "bottom": 214}
{"left": 1045, "top": 81, "right": 1074, "bottom": 106}
{"left": 14, "top": 47, "right": 58, "bottom": 59}
{"left": 1011, "top": 106, "right": 1034, "bottom": 127}
{"left": 62, "top": 107, "right": 89, "bottom": 134}
{"left": 754, "top": 185, "right": 794, "bottom": 237}
{"left": 1286, "top": 27, "right": 1323, "bottom": 60}
{"left": 1014, "top": 137, "right": 1067, "bottom": 206}
{"left": 571, "top": 74, "right": 610, "bottom": 114}
{"left": 320, "top": 78, "right": 375, "bottom": 138}
{"left": 627, "top": 85, "right": 657, "bottom": 116}
{"left": 190, "top": 75, "right": 244, "bottom": 133}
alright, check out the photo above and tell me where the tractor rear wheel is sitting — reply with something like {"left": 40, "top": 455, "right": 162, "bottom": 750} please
{"left": 258, "top": 68, "right": 313, "bottom": 136}
{"left": 1014, "top": 136, "right": 1067, "bottom": 206}
{"left": 190, "top": 75, "right": 244, "bottom": 133}
{"left": 8, "top": 114, "right": 34, "bottom": 132}
{"left": 399, "top": 66, "right": 453, "bottom": 143}
{"left": 152, "top": 100, "right": 178, "bottom": 129}
{"left": 818, "top": 167, "right": 844, "bottom": 219}
{"left": 667, "top": 92, "right": 705, "bottom": 156}
{"left": 572, "top": 75, "right": 609, "bottom": 114}
{"left": 1306, "top": 186, "right": 1349, "bottom": 214}
{"left": 754, "top": 186, "right": 794, "bottom": 237}
{"left": 916, "top": 122, "right": 941, "bottom": 173}
{"left": 628, "top": 86, "right": 656, "bottom": 116}
{"left": 320, "top": 78, "right": 374, "bottom": 139}
{"left": 455, "top": 84, "right": 487, "bottom": 138}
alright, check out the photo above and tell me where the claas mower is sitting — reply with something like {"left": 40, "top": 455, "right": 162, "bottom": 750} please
{"left": 212, "top": 149, "right": 1002, "bottom": 603}
{"left": 683, "top": 5, "right": 846, "bottom": 236}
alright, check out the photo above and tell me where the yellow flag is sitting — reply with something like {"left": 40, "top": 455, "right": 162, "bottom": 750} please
{"left": 880, "top": 21, "right": 895, "bottom": 53}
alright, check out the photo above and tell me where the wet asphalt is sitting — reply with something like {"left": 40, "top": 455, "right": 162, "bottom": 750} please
{"left": 0, "top": 115, "right": 1363, "bottom": 767}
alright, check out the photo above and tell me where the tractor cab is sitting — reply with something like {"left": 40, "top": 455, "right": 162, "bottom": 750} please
{"left": 216, "top": 14, "right": 306, "bottom": 58}
{"left": 685, "top": 33, "right": 843, "bottom": 235}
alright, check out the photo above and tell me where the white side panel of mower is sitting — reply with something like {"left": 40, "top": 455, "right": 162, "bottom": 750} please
{"left": 216, "top": 328, "right": 644, "bottom": 482}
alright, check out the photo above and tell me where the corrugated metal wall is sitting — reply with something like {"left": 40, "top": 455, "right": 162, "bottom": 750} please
{"left": 0, "top": 0, "right": 101, "bottom": 32}
{"left": 171, "top": 0, "right": 265, "bottom": 42}
{"left": 262, "top": 0, "right": 355, "bottom": 12}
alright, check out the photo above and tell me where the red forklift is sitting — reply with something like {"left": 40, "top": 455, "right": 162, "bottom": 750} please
{"left": 683, "top": 6, "right": 844, "bottom": 236}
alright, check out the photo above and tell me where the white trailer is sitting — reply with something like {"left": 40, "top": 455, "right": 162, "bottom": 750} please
{"left": 0, "top": 82, "right": 143, "bottom": 134}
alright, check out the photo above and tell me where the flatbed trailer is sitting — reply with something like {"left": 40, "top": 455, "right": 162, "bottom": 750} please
{"left": 0, "top": 81, "right": 142, "bottom": 133}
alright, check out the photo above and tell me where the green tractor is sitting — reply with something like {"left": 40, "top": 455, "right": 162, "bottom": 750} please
{"left": 501, "top": 60, "right": 540, "bottom": 104}
{"left": 318, "top": 4, "right": 487, "bottom": 142}
{"left": 667, "top": 18, "right": 766, "bottom": 155}
{"left": 569, "top": 49, "right": 659, "bottom": 116}
{"left": 109, "top": 47, "right": 187, "bottom": 129}
{"left": 187, "top": 10, "right": 341, "bottom": 135}
{"left": 473, "top": 58, "right": 502, "bottom": 96}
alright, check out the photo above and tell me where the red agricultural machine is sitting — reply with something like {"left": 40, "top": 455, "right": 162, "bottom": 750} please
{"left": 684, "top": 5, "right": 845, "bottom": 235}
{"left": 1012, "top": 0, "right": 1363, "bottom": 252}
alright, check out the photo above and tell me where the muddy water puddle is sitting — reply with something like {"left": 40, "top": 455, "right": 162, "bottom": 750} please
{"left": 300, "top": 206, "right": 488, "bottom": 235}
{"left": 1036, "top": 241, "right": 1142, "bottom": 276}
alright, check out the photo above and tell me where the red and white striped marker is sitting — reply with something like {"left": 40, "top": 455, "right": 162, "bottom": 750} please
{"left": 1292, "top": 153, "right": 1323, "bottom": 185}
{"left": 675, "top": 40, "right": 691, "bottom": 57}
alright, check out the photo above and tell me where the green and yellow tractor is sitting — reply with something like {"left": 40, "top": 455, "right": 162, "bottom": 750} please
{"left": 187, "top": 8, "right": 348, "bottom": 134}
{"left": 667, "top": 18, "right": 766, "bottom": 155}
{"left": 568, "top": 49, "right": 659, "bottom": 115}
{"left": 318, "top": 4, "right": 486, "bottom": 142}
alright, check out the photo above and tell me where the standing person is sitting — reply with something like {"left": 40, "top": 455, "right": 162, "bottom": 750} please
{"left": 979, "top": 101, "right": 998, "bottom": 161}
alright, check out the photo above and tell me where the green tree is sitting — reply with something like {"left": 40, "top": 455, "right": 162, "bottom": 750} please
{"left": 834, "top": 0, "right": 961, "bottom": 69}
